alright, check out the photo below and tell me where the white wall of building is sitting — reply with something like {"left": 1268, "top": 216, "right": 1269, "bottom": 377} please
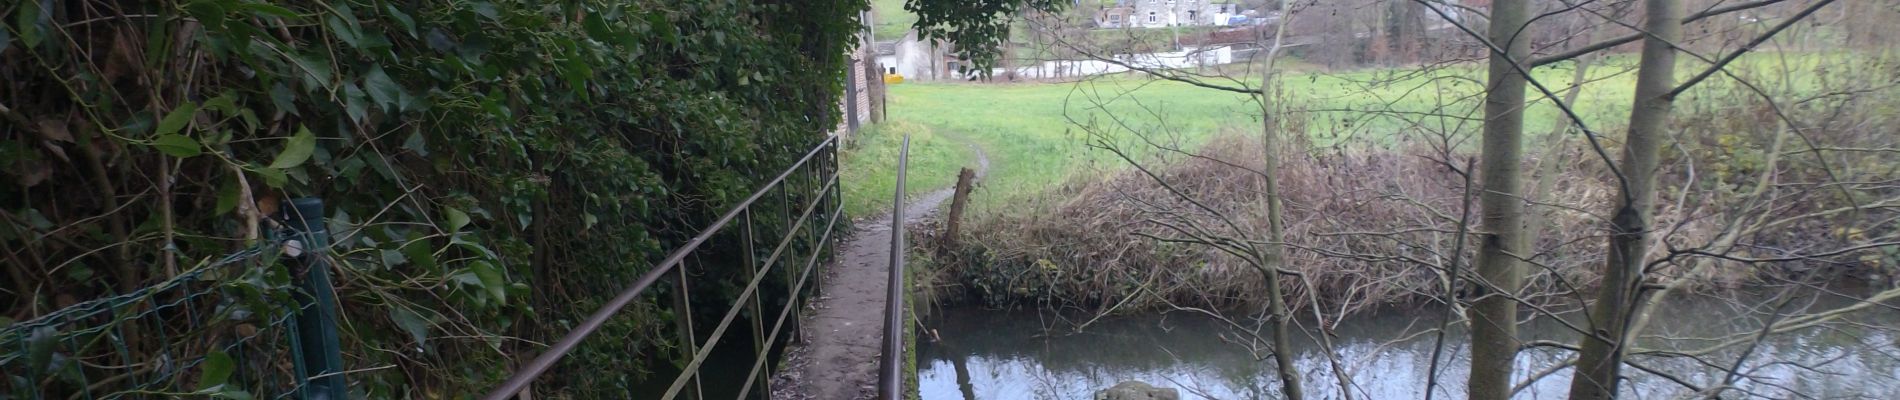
{"left": 991, "top": 45, "right": 1236, "bottom": 79}
{"left": 878, "top": 30, "right": 944, "bottom": 81}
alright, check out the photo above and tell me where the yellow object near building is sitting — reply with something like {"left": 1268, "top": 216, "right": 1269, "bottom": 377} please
{"left": 883, "top": 74, "right": 904, "bottom": 84}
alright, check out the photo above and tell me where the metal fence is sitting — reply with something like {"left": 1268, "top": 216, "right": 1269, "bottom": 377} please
{"left": 5, "top": 135, "right": 851, "bottom": 400}
{"left": 0, "top": 199, "right": 346, "bottom": 400}
{"left": 483, "top": 135, "right": 843, "bottom": 400}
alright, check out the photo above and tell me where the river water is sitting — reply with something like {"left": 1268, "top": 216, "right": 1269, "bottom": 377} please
{"left": 917, "top": 290, "right": 1900, "bottom": 399}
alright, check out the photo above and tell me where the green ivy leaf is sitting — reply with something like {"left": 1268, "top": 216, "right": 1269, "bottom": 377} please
{"left": 156, "top": 101, "right": 201, "bottom": 137}
{"left": 402, "top": 130, "right": 428, "bottom": 156}
{"left": 445, "top": 207, "right": 470, "bottom": 233}
{"left": 239, "top": 3, "right": 300, "bottom": 19}
{"left": 269, "top": 82, "right": 297, "bottom": 115}
{"left": 183, "top": 0, "right": 229, "bottom": 31}
{"left": 195, "top": 352, "right": 235, "bottom": 390}
{"left": 26, "top": 326, "right": 56, "bottom": 377}
{"left": 401, "top": 232, "right": 438, "bottom": 271}
{"left": 343, "top": 84, "right": 369, "bottom": 122}
{"left": 384, "top": 4, "right": 417, "bottom": 37}
{"left": 389, "top": 306, "right": 432, "bottom": 347}
{"left": 363, "top": 65, "right": 401, "bottom": 110}
{"left": 214, "top": 177, "right": 240, "bottom": 215}
{"left": 289, "top": 53, "right": 334, "bottom": 89}
{"left": 251, "top": 165, "right": 288, "bottom": 188}
{"left": 325, "top": 15, "right": 361, "bottom": 48}
{"left": 471, "top": 261, "right": 507, "bottom": 303}
{"left": 203, "top": 92, "right": 239, "bottom": 115}
{"left": 15, "top": 0, "right": 44, "bottom": 48}
{"left": 153, "top": 134, "right": 204, "bottom": 158}
{"left": 268, "top": 126, "right": 316, "bottom": 169}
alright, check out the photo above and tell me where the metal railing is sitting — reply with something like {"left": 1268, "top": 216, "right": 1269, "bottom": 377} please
{"left": 877, "top": 134, "right": 911, "bottom": 400}
{"left": 483, "top": 135, "right": 842, "bottom": 400}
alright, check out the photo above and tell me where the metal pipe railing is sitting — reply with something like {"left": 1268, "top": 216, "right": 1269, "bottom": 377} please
{"left": 482, "top": 135, "right": 841, "bottom": 400}
{"left": 877, "top": 134, "right": 911, "bottom": 400}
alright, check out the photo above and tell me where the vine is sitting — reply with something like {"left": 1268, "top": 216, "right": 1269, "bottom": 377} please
{"left": 2, "top": 0, "right": 865, "bottom": 396}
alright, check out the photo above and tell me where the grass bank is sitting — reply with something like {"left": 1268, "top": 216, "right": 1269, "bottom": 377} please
{"left": 871, "top": 0, "right": 917, "bottom": 40}
{"left": 865, "top": 52, "right": 1860, "bottom": 217}
{"left": 839, "top": 121, "right": 978, "bottom": 218}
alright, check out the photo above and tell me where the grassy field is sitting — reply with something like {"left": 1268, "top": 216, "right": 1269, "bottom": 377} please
{"left": 840, "top": 51, "right": 1853, "bottom": 219}
{"left": 838, "top": 121, "right": 976, "bottom": 217}
{"left": 870, "top": 0, "right": 916, "bottom": 40}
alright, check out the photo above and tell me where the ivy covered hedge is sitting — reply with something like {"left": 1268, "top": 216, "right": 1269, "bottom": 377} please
{"left": 2, "top": 0, "right": 863, "bottom": 396}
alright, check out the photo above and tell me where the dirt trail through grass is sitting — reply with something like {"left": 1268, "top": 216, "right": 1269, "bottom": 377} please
{"left": 773, "top": 140, "right": 989, "bottom": 399}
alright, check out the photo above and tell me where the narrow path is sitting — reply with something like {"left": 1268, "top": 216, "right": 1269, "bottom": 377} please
{"left": 773, "top": 140, "right": 989, "bottom": 399}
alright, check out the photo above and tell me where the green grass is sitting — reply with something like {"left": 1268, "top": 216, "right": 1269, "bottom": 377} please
{"left": 871, "top": 0, "right": 916, "bottom": 40}
{"left": 850, "top": 51, "right": 1867, "bottom": 217}
{"left": 839, "top": 121, "right": 977, "bottom": 218}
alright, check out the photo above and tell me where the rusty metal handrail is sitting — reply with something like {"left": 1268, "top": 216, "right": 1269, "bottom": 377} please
{"left": 482, "top": 135, "right": 842, "bottom": 400}
{"left": 877, "top": 134, "right": 911, "bottom": 400}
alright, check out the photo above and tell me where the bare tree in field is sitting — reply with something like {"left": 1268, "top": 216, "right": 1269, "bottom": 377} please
{"left": 1464, "top": 0, "right": 1535, "bottom": 398}
{"left": 1568, "top": 0, "right": 1846, "bottom": 397}
{"left": 1250, "top": 2, "right": 1306, "bottom": 398}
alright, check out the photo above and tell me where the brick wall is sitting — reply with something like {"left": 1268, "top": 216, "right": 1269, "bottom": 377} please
{"left": 835, "top": 38, "right": 879, "bottom": 137}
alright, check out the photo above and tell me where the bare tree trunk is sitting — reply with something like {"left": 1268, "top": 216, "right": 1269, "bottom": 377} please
{"left": 1466, "top": 0, "right": 1534, "bottom": 399}
{"left": 1568, "top": 0, "right": 1684, "bottom": 398}
{"left": 941, "top": 168, "right": 976, "bottom": 249}
{"left": 1256, "top": 2, "right": 1304, "bottom": 398}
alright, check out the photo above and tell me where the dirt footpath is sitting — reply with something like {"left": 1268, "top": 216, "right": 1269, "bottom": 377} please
{"left": 772, "top": 141, "right": 988, "bottom": 399}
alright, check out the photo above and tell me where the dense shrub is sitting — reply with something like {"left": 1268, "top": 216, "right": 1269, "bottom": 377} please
{"left": 2, "top": 0, "right": 863, "bottom": 396}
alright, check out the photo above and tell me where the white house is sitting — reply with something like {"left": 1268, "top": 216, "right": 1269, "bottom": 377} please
{"left": 1128, "top": 0, "right": 1239, "bottom": 28}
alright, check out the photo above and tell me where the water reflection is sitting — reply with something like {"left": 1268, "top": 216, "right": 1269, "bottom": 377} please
{"left": 918, "top": 292, "right": 1900, "bottom": 399}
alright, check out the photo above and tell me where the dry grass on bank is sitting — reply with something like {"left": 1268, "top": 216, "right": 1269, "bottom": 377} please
{"left": 914, "top": 132, "right": 1606, "bottom": 312}
{"left": 919, "top": 120, "right": 1898, "bottom": 315}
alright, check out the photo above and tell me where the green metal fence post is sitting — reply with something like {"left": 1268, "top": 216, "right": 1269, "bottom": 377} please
{"left": 286, "top": 198, "right": 348, "bottom": 400}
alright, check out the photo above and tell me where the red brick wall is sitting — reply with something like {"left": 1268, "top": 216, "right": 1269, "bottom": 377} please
{"left": 835, "top": 39, "right": 876, "bottom": 137}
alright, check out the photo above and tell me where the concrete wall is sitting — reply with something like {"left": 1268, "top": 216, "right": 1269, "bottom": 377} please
{"left": 879, "top": 30, "right": 947, "bottom": 81}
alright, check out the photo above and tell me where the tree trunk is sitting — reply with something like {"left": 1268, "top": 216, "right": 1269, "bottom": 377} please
{"left": 941, "top": 167, "right": 976, "bottom": 250}
{"left": 1256, "top": 2, "right": 1304, "bottom": 398}
{"left": 1567, "top": 0, "right": 1684, "bottom": 398}
{"left": 1466, "top": 0, "right": 1534, "bottom": 399}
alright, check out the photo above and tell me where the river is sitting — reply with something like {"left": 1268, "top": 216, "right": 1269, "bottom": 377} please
{"left": 917, "top": 289, "right": 1900, "bottom": 399}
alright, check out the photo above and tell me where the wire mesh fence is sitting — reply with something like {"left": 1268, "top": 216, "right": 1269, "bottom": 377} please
{"left": 1, "top": 229, "right": 322, "bottom": 400}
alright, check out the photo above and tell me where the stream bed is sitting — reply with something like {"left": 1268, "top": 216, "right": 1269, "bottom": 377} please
{"left": 917, "top": 290, "right": 1900, "bottom": 399}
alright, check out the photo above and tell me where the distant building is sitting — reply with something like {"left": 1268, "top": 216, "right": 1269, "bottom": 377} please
{"left": 874, "top": 30, "right": 958, "bottom": 82}
{"left": 1096, "top": 6, "right": 1135, "bottom": 29}
{"left": 1097, "top": 0, "right": 1239, "bottom": 29}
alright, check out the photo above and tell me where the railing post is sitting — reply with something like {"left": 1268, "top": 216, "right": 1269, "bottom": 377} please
{"left": 669, "top": 265, "right": 703, "bottom": 400}
{"left": 741, "top": 209, "right": 772, "bottom": 399}
{"left": 285, "top": 198, "right": 348, "bottom": 400}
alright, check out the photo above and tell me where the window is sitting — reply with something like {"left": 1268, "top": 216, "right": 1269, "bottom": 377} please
{"left": 1148, "top": 12, "right": 1157, "bottom": 22}
{"left": 1110, "top": 14, "right": 1121, "bottom": 23}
